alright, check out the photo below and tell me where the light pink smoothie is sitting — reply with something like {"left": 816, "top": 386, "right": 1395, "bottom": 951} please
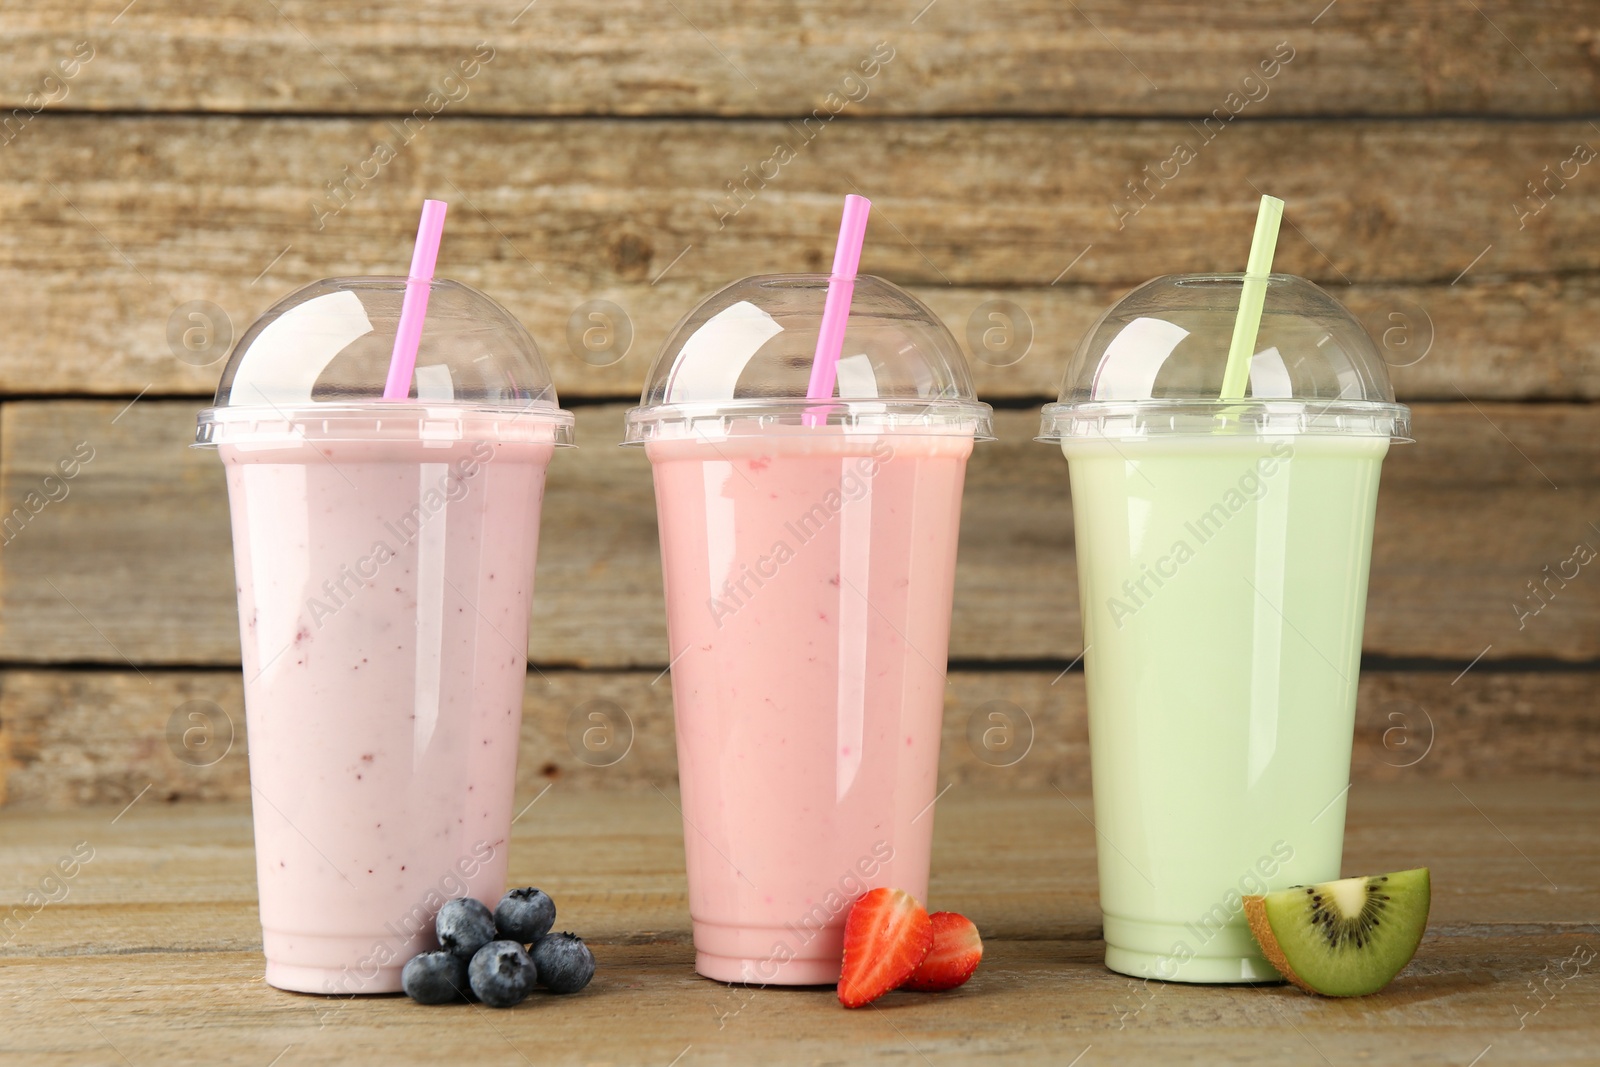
{"left": 221, "top": 424, "right": 552, "bottom": 994}
{"left": 646, "top": 428, "right": 972, "bottom": 984}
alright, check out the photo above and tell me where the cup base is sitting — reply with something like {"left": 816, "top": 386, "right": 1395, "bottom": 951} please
{"left": 1101, "top": 912, "right": 1283, "bottom": 984}
{"left": 1104, "top": 945, "right": 1282, "bottom": 984}
{"left": 265, "top": 959, "right": 404, "bottom": 995}
{"left": 696, "top": 951, "right": 840, "bottom": 986}
{"left": 692, "top": 919, "right": 844, "bottom": 985}
{"left": 261, "top": 927, "right": 424, "bottom": 994}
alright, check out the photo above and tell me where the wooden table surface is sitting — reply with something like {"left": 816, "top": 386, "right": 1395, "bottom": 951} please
{"left": 2, "top": 781, "right": 1597, "bottom": 1066}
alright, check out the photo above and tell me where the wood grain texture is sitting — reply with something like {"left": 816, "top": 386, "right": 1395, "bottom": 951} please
{"left": 0, "top": 116, "right": 1597, "bottom": 396}
{"left": 0, "top": 29, "right": 1588, "bottom": 1067}
{"left": 1, "top": 401, "right": 1596, "bottom": 667}
{"left": 0, "top": 783, "right": 1596, "bottom": 1064}
{"left": 0, "top": 666, "right": 1595, "bottom": 809}
{"left": 1, "top": 1, "right": 1596, "bottom": 117}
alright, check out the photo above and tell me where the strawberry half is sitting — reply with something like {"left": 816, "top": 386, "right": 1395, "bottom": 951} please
{"left": 902, "top": 911, "right": 983, "bottom": 992}
{"left": 837, "top": 888, "right": 933, "bottom": 1008}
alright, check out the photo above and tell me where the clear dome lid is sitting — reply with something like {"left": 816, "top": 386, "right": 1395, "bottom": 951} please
{"left": 1039, "top": 273, "right": 1411, "bottom": 441}
{"left": 622, "top": 274, "right": 993, "bottom": 442}
{"left": 196, "top": 276, "right": 574, "bottom": 445}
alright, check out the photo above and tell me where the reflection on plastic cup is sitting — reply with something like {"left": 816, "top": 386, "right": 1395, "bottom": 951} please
{"left": 166, "top": 699, "right": 235, "bottom": 767}
{"left": 566, "top": 299, "right": 634, "bottom": 367}
{"left": 1371, "top": 299, "right": 1434, "bottom": 368}
{"left": 167, "top": 301, "right": 234, "bottom": 367}
{"left": 965, "top": 299, "right": 1033, "bottom": 368}
{"left": 965, "top": 699, "right": 1034, "bottom": 767}
{"left": 566, "top": 699, "right": 634, "bottom": 767}
{"left": 1379, "top": 700, "right": 1434, "bottom": 768}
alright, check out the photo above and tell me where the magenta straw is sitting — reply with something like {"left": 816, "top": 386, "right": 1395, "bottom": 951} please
{"left": 803, "top": 194, "right": 872, "bottom": 425}
{"left": 382, "top": 199, "right": 449, "bottom": 400}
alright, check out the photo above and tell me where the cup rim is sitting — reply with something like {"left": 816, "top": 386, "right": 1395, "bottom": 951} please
{"left": 1037, "top": 398, "right": 1413, "bottom": 443}
{"left": 194, "top": 400, "right": 576, "bottom": 448}
{"left": 621, "top": 397, "right": 996, "bottom": 445}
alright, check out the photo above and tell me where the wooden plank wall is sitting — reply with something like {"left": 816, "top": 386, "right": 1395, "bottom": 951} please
{"left": 0, "top": 1, "right": 1596, "bottom": 807}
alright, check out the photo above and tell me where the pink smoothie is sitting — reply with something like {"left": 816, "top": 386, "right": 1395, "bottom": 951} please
{"left": 646, "top": 428, "right": 972, "bottom": 984}
{"left": 220, "top": 424, "right": 552, "bottom": 993}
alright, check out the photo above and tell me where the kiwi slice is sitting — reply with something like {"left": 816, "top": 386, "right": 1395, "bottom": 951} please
{"left": 1244, "top": 868, "right": 1430, "bottom": 996}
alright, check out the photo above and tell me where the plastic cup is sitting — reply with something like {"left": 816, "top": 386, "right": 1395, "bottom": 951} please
{"left": 624, "top": 275, "right": 993, "bottom": 983}
{"left": 1038, "top": 274, "right": 1411, "bottom": 983}
{"left": 196, "top": 278, "right": 573, "bottom": 993}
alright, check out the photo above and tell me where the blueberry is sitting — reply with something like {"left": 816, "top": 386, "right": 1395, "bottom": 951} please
{"left": 495, "top": 887, "right": 556, "bottom": 943}
{"left": 532, "top": 932, "right": 595, "bottom": 994}
{"left": 468, "top": 940, "right": 538, "bottom": 1008}
{"left": 401, "top": 951, "right": 469, "bottom": 1004}
{"left": 436, "top": 897, "right": 498, "bottom": 959}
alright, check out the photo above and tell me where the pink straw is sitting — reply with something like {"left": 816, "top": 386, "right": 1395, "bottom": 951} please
{"left": 383, "top": 199, "right": 449, "bottom": 400}
{"left": 803, "top": 194, "right": 872, "bottom": 425}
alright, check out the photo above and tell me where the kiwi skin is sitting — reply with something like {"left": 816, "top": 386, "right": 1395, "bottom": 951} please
{"left": 1244, "top": 869, "right": 1431, "bottom": 997}
{"left": 1244, "top": 895, "right": 1316, "bottom": 994}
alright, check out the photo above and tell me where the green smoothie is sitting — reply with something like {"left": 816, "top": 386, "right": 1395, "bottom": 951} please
{"left": 1064, "top": 432, "right": 1388, "bottom": 982}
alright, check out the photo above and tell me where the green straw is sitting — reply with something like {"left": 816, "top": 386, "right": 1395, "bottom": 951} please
{"left": 1219, "top": 194, "right": 1285, "bottom": 400}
